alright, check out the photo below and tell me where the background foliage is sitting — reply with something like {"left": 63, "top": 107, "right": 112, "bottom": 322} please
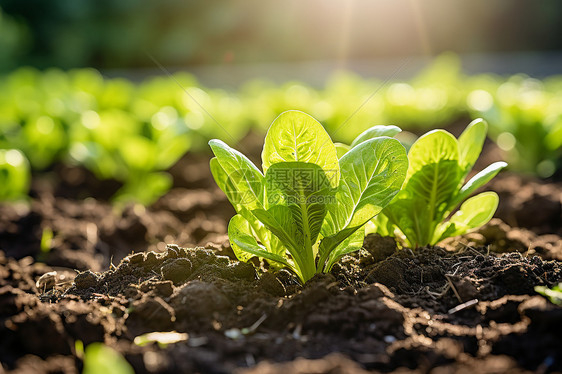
{"left": 1, "top": 1, "right": 562, "bottom": 70}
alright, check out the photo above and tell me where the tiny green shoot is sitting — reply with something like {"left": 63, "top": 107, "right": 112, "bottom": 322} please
{"left": 82, "top": 343, "right": 134, "bottom": 374}
{"left": 535, "top": 283, "right": 562, "bottom": 305}
{"left": 40, "top": 227, "right": 54, "bottom": 254}
{"left": 74, "top": 340, "right": 84, "bottom": 359}
{"left": 210, "top": 110, "right": 408, "bottom": 283}
{"left": 134, "top": 331, "right": 189, "bottom": 348}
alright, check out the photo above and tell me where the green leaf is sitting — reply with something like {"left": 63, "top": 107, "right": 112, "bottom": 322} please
{"left": 381, "top": 193, "right": 429, "bottom": 248}
{"left": 261, "top": 110, "right": 339, "bottom": 187}
{"left": 0, "top": 149, "right": 30, "bottom": 201}
{"left": 458, "top": 118, "right": 487, "bottom": 176}
{"left": 454, "top": 161, "right": 507, "bottom": 206}
{"left": 334, "top": 143, "right": 351, "bottom": 158}
{"left": 324, "top": 227, "right": 365, "bottom": 272}
{"left": 329, "top": 137, "right": 408, "bottom": 231}
{"left": 546, "top": 119, "right": 562, "bottom": 150}
{"left": 433, "top": 191, "right": 499, "bottom": 243}
{"left": 252, "top": 206, "right": 311, "bottom": 282}
{"left": 209, "top": 140, "right": 264, "bottom": 210}
{"left": 319, "top": 137, "right": 407, "bottom": 268}
{"left": 378, "top": 121, "right": 508, "bottom": 248}
{"left": 385, "top": 130, "right": 463, "bottom": 247}
{"left": 156, "top": 134, "right": 191, "bottom": 169}
{"left": 535, "top": 283, "right": 562, "bottom": 305}
{"left": 350, "top": 125, "right": 402, "bottom": 148}
{"left": 266, "top": 162, "right": 333, "bottom": 244}
{"left": 113, "top": 172, "right": 172, "bottom": 205}
{"left": 406, "top": 129, "right": 460, "bottom": 181}
{"left": 211, "top": 155, "right": 285, "bottom": 260}
{"left": 370, "top": 213, "right": 393, "bottom": 237}
{"left": 228, "top": 214, "right": 290, "bottom": 267}
{"left": 210, "top": 157, "right": 242, "bottom": 211}
{"left": 83, "top": 343, "right": 134, "bottom": 374}
{"left": 211, "top": 160, "right": 283, "bottom": 257}
{"left": 252, "top": 206, "right": 300, "bottom": 250}
{"left": 259, "top": 162, "right": 334, "bottom": 282}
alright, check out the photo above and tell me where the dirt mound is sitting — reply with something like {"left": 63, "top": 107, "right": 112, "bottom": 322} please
{"left": 2, "top": 234, "right": 561, "bottom": 373}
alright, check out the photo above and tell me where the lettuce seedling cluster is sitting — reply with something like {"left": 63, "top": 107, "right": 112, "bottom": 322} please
{"left": 212, "top": 113, "right": 508, "bottom": 282}
{"left": 210, "top": 110, "right": 408, "bottom": 283}
{"left": 370, "top": 119, "right": 507, "bottom": 248}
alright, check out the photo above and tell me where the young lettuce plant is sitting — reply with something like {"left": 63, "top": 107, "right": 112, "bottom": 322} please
{"left": 371, "top": 119, "right": 507, "bottom": 248}
{"left": 209, "top": 110, "right": 408, "bottom": 283}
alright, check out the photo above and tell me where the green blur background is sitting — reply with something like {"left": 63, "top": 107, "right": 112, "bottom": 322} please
{"left": 2, "top": 0, "right": 562, "bottom": 71}
{"left": 1, "top": 1, "right": 562, "bottom": 204}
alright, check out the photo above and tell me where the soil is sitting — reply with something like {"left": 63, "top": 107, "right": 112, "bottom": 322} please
{"left": 0, "top": 151, "right": 561, "bottom": 374}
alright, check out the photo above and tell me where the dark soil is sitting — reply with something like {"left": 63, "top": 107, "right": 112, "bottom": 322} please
{"left": 0, "top": 153, "right": 561, "bottom": 374}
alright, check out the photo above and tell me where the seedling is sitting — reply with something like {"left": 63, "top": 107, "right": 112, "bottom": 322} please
{"left": 134, "top": 331, "right": 189, "bottom": 347}
{"left": 535, "top": 283, "right": 562, "bottom": 305}
{"left": 82, "top": 343, "right": 134, "bottom": 374}
{"left": 210, "top": 110, "right": 408, "bottom": 283}
{"left": 371, "top": 119, "right": 507, "bottom": 248}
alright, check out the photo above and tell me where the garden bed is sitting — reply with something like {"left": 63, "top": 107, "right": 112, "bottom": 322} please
{"left": 0, "top": 148, "right": 561, "bottom": 373}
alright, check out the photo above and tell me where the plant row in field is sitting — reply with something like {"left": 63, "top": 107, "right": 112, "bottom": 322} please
{"left": 211, "top": 111, "right": 506, "bottom": 283}
{"left": 1, "top": 54, "right": 560, "bottom": 203}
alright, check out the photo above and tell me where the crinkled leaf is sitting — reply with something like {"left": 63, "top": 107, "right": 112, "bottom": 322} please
{"left": 319, "top": 137, "right": 407, "bottom": 268}
{"left": 328, "top": 137, "right": 408, "bottom": 231}
{"left": 252, "top": 205, "right": 312, "bottom": 282}
{"left": 376, "top": 122, "right": 506, "bottom": 248}
{"left": 350, "top": 125, "right": 402, "bottom": 148}
{"left": 261, "top": 110, "right": 339, "bottom": 187}
{"left": 266, "top": 162, "right": 332, "bottom": 244}
{"left": 260, "top": 162, "right": 333, "bottom": 281}
{"left": 384, "top": 130, "right": 462, "bottom": 247}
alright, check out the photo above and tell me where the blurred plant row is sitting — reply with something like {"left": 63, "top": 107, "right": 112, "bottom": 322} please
{"left": 1, "top": 55, "right": 561, "bottom": 204}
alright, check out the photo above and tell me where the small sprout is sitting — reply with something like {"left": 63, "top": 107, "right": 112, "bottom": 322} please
{"left": 75, "top": 340, "right": 85, "bottom": 359}
{"left": 535, "top": 283, "right": 562, "bottom": 305}
{"left": 134, "top": 331, "right": 189, "bottom": 348}
{"left": 224, "top": 313, "right": 268, "bottom": 340}
{"left": 40, "top": 227, "right": 54, "bottom": 254}
{"left": 83, "top": 343, "right": 134, "bottom": 374}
